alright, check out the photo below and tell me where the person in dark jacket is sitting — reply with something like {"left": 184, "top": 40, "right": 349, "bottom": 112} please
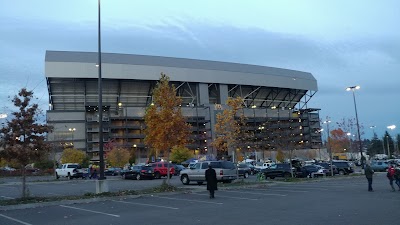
{"left": 364, "top": 163, "right": 374, "bottom": 192}
{"left": 205, "top": 165, "right": 218, "bottom": 198}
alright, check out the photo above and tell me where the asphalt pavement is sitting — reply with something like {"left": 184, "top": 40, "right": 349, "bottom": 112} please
{"left": 0, "top": 173, "right": 399, "bottom": 225}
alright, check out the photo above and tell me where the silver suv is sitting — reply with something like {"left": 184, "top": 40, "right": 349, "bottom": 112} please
{"left": 180, "top": 161, "right": 237, "bottom": 185}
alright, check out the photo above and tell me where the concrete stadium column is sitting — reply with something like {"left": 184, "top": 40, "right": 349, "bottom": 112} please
{"left": 198, "top": 83, "right": 209, "bottom": 105}
{"left": 219, "top": 84, "right": 228, "bottom": 104}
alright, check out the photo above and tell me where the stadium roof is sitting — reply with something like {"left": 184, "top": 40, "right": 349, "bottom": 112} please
{"left": 45, "top": 51, "right": 318, "bottom": 91}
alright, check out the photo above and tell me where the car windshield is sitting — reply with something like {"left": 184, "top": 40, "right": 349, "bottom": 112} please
{"left": 67, "top": 165, "right": 81, "bottom": 169}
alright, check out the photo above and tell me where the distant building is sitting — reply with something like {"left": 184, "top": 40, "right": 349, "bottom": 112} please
{"left": 45, "top": 51, "right": 322, "bottom": 162}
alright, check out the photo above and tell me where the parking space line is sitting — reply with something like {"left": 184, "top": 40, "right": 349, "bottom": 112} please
{"left": 46, "top": 193, "right": 59, "bottom": 196}
{"left": 271, "top": 187, "right": 329, "bottom": 191}
{"left": 112, "top": 200, "right": 179, "bottom": 210}
{"left": 263, "top": 189, "right": 309, "bottom": 193}
{"left": 222, "top": 190, "right": 287, "bottom": 196}
{"left": 59, "top": 205, "right": 120, "bottom": 217}
{"left": 0, "top": 196, "right": 15, "bottom": 199}
{"left": 153, "top": 196, "right": 223, "bottom": 205}
{"left": 0, "top": 213, "right": 33, "bottom": 225}
{"left": 191, "top": 193, "right": 258, "bottom": 200}
{"left": 300, "top": 184, "right": 348, "bottom": 188}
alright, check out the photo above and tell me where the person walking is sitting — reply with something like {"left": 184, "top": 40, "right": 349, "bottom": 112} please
{"left": 387, "top": 165, "right": 396, "bottom": 192}
{"left": 205, "top": 165, "right": 218, "bottom": 199}
{"left": 364, "top": 162, "right": 374, "bottom": 192}
{"left": 394, "top": 165, "right": 400, "bottom": 191}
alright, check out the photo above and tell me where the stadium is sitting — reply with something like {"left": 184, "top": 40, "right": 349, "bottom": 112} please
{"left": 45, "top": 51, "right": 322, "bottom": 162}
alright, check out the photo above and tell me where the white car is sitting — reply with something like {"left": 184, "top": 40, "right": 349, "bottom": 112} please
{"left": 1, "top": 166, "right": 16, "bottom": 171}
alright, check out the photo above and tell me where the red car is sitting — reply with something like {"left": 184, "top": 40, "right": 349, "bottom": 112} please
{"left": 151, "top": 162, "right": 175, "bottom": 179}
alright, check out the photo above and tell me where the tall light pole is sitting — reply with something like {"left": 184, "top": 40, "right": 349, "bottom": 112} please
{"left": 133, "top": 144, "right": 138, "bottom": 163}
{"left": 97, "top": 0, "right": 105, "bottom": 181}
{"left": 346, "top": 132, "right": 352, "bottom": 154}
{"left": 68, "top": 128, "right": 76, "bottom": 145}
{"left": 387, "top": 125, "right": 396, "bottom": 158}
{"left": 346, "top": 85, "right": 364, "bottom": 167}
{"left": 323, "top": 119, "right": 333, "bottom": 176}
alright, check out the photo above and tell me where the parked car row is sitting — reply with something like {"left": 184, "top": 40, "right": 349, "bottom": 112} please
{"left": 259, "top": 160, "right": 354, "bottom": 179}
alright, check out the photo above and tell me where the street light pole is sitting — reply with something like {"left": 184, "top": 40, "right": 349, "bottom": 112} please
{"left": 387, "top": 125, "right": 396, "bottom": 158}
{"left": 97, "top": 0, "right": 105, "bottom": 181}
{"left": 68, "top": 128, "right": 76, "bottom": 145}
{"left": 346, "top": 85, "right": 364, "bottom": 168}
{"left": 133, "top": 144, "right": 138, "bottom": 163}
{"left": 323, "top": 119, "right": 333, "bottom": 176}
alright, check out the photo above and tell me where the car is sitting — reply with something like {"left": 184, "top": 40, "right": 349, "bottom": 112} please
{"left": 0, "top": 166, "right": 16, "bottom": 172}
{"left": 55, "top": 163, "right": 85, "bottom": 179}
{"left": 262, "top": 163, "right": 293, "bottom": 179}
{"left": 314, "top": 162, "right": 338, "bottom": 175}
{"left": 151, "top": 162, "right": 175, "bottom": 179}
{"left": 122, "top": 165, "right": 154, "bottom": 180}
{"left": 237, "top": 163, "right": 251, "bottom": 178}
{"left": 104, "top": 167, "right": 122, "bottom": 176}
{"left": 174, "top": 164, "right": 185, "bottom": 176}
{"left": 332, "top": 161, "right": 354, "bottom": 175}
{"left": 301, "top": 165, "right": 329, "bottom": 178}
{"left": 180, "top": 160, "right": 237, "bottom": 185}
{"left": 370, "top": 160, "right": 389, "bottom": 172}
{"left": 248, "top": 164, "right": 260, "bottom": 175}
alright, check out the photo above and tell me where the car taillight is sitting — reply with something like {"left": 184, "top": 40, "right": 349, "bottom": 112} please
{"left": 220, "top": 170, "right": 223, "bottom": 175}
{"left": 141, "top": 170, "right": 146, "bottom": 173}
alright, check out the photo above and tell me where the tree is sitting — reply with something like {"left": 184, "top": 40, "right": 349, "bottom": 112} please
{"left": 212, "top": 97, "right": 247, "bottom": 160}
{"left": 336, "top": 117, "right": 364, "bottom": 152}
{"left": 144, "top": 73, "right": 191, "bottom": 184}
{"left": 107, "top": 147, "right": 130, "bottom": 167}
{"left": 329, "top": 128, "right": 350, "bottom": 153}
{"left": 0, "top": 88, "right": 52, "bottom": 198}
{"left": 367, "top": 133, "right": 384, "bottom": 157}
{"left": 383, "top": 131, "right": 395, "bottom": 158}
{"left": 170, "top": 146, "right": 193, "bottom": 164}
{"left": 276, "top": 149, "right": 285, "bottom": 162}
{"left": 60, "top": 148, "right": 86, "bottom": 164}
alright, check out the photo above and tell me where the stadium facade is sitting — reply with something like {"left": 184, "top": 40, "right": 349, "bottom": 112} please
{"left": 45, "top": 51, "right": 322, "bottom": 162}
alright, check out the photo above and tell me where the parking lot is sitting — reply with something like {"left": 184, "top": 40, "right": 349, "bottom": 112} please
{"left": 1, "top": 173, "right": 399, "bottom": 225}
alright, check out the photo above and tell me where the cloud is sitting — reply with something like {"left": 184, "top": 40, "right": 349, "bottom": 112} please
{"left": 0, "top": 16, "right": 399, "bottom": 138}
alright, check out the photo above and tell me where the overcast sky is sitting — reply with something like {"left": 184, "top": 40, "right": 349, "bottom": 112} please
{"left": 0, "top": 0, "right": 399, "bottom": 139}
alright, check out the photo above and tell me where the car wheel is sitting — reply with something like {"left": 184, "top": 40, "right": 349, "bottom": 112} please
{"left": 197, "top": 182, "right": 203, "bottom": 185}
{"left": 181, "top": 175, "right": 190, "bottom": 185}
{"left": 339, "top": 170, "right": 345, "bottom": 175}
{"left": 55, "top": 172, "right": 59, "bottom": 179}
{"left": 284, "top": 173, "right": 292, "bottom": 179}
{"left": 122, "top": 174, "right": 127, "bottom": 179}
{"left": 169, "top": 174, "right": 173, "bottom": 179}
{"left": 68, "top": 173, "right": 73, "bottom": 180}
{"left": 244, "top": 172, "right": 249, "bottom": 178}
{"left": 155, "top": 172, "right": 161, "bottom": 179}
{"left": 136, "top": 174, "right": 141, "bottom": 180}
{"left": 270, "top": 176, "right": 275, "bottom": 179}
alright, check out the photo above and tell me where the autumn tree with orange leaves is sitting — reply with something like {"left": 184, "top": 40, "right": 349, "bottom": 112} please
{"left": 329, "top": 128, "right": 350, "bottom": 153}
{"left": 0, "top": 88, "right": 52, "bottom": 198}
{"left": 107, "top": 147, "right": 130, "bottom": 167}
{"left": 144, "top": 73, "right": 191, "bottom": 183}
{"left": 212, "top": 97, "right": 247, "bottom": 161}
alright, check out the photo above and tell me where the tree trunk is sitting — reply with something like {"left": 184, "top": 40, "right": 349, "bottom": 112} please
{"left": 21, "top": 166, "right": 27, "bottom": 198}
{"left": 289, "top": 149, "right": 294, "bottom": 178}
{"left": 166, "top": 149, "right": 170, "bottom": 185}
